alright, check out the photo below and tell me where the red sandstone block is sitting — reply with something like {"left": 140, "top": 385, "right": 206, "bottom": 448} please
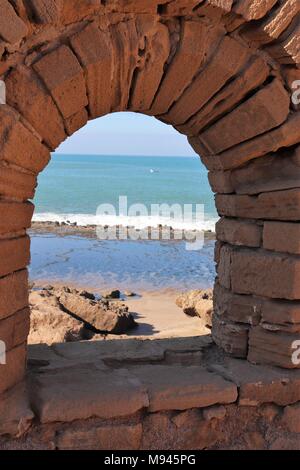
{"left": 190, "top": 113, "right": 300, "bottom": 171}
{"left": 164, "top": 36, "right": 250, "bottom": 125}
{"left": 263, "top": 222, "right": 300, "bottom": 255}
{"left": 213, "top": 282, "right": 262, "bottom": 325}
{"left": 0, "top": 166, "right": 37, "bottom": 200}
{"left": 198, "top": 79, "right": 290, "bottom": 155}
{"left": 0, "top": 343, "right": 27, "bottom": 394}
{"left": 65, "top": 109, "right": 88, "bottom": 136}
{"left": 0, "top": 106, "right": 50, "bottom": 174}
{"left": 70, "top": 23, "right": 114, "bottom": 118}
{"left": 217, "top": 244, "right": 232, "bottom": 290}
{"left": 208, "top": 170, "right": 234, "bottom": 194}
{"left": 0, "top": 0, "right": 27, "bottom": 44}
{"left": 178, "top": 56, "right": 270, "bottom": 136}
{"left": 230, "top": 147, "right": 300, "bottom": 195}
{"left": 27, "top": 0, "right": 61, "bottom": 24}
{"left": 130, "top": 18, "right": 170, "bottom": 112}
{"left": 0, "top": 270, "right": 28, "bottom": 321}
{"left": 231, "top": 249, "right": 300, "bottom": 300}
{"left": 0, "top": 201, "right": 33, "bottom": 234}
{"left": 241, "top": 0, "right": 299, "bottom": 45}
{"left": 109, "top": 19, "right": 140, "bottom": 111}
{"left": 6, "top": 66, "right": 66, "bottom": 150}
{"left": 248, "top": 327, "right": 300, "bottom": 369}
{"left": 216, "top": 217, "right": 262, "bottom": 247}
{"left": 33, "top": 45, "right": 88, "bottom": 119}
{"left": 212, "top": 314, "right": 249, "bottom": 358}
{"left": 0, "top": 236, "right": 30, "bottom": 278}
{"left": 216, "top": 189, "right": 300, "bottom": 221}
{"left": 150, "top": 19, "right": 212, "bottom": 115}
{"left": 61, "top": 0, "right": 104, "bottom": 24}
{"left": 261, "top": 298, "right": 300, "bottom": 327}
{"left": 233, "top": 0, "right": 277, "bottom": 20}
{"left": 0, "top": 308, "right": 30, "bottom": 352}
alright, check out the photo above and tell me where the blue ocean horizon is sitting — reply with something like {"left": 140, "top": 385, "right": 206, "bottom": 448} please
{"left": 33, "top": 153, "right": 218, "bottom": 231}
{"left": 30, "top": 153, "right": 217, "bottom": 291}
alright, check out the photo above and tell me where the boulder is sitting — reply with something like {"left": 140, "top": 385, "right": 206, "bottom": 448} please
{"left": 29, "top": 286, "right": 137, "bottom": 345}
{"left": 176, "top": 289, "right": 213, "bottom": 327}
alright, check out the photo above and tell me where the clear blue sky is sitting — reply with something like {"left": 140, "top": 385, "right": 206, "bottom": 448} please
{"left": 56, "top": 112, "right": 196, "bottom": 157}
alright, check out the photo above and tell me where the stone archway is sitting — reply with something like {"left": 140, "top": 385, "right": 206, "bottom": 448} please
{"left": 0, "top": 0, "right": 299, "bottom": 431}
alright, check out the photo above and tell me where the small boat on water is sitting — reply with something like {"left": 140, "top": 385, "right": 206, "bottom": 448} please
{"left": 150, "top": 168, "right": 159, "bottom": 174}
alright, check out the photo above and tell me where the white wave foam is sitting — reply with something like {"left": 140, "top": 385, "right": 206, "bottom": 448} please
{"left": 32, "top": 212, "right": 217, "bottom": 232}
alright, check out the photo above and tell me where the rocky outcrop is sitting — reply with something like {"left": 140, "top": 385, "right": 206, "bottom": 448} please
{"left": 29, "top": 286, "right": 136, "bottom": 345}
{"left": 176, "top": 289, "right": 213, "bottom": 328}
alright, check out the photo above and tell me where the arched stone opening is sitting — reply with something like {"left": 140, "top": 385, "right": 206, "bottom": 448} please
{"left": 0, "top": 0, "right": 299, "bottom": 446}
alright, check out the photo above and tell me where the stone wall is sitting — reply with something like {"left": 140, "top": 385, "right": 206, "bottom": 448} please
{"left": 0, "top": 0, "right": 299, "bottom": 443}
{"left": 2, "top": 338, "right": 300, "bottom": 450}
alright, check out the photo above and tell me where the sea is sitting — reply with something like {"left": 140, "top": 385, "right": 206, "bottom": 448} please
{"left": 30, "top": 154, "right": 218, "bottom": 291}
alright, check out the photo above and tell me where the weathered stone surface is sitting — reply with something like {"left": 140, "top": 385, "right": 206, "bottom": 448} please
{"left": 178, "top": 56, "right": 270, "bottom": 136}
{"left": 150, "top": 20, "right": 219, "bottom": 115}
{"left": 230, "top": 147, "right": 300, "bottom": 195}
{"left": 248, "top": 327, "right": 300, "bottom": 369}
{"left": 110, "top": 19, "right": 139, "bottom": 111}
{"left": 0, "top": 270, "right": 28, "bottom": 321}
{"left": 33, "top": 46, "right": 88, "bottom": 119}
{"left": 6, "top": 66, "right": 66, "bottom": 150}
{"left": 0, "top": 382, "right": 34, "bottom": 437}
{"left": 58, "top": 288, "right": 136, "bottom": 334}
{"left": 0, "top": 343, "right": 27, "bottom": 394}
{"left": 61, "top": 0, "right": 103, "bottom": 24}
{"left": 0, "top": 308, "right": 30, "bottom": 352}
{"left": 216, "top": 189, "right": 300, "bottom": 221}
{"left": 0, "top": 106, "right": 50, "bottom": 173}
{"left": 176, "top": 289, "right": 212, "bottom": 327}
{"left": 233, "top": 0, "right": 277, "bottom": 20}
{"left": 217, "top": 244, "right": 232, "bottom": 290}
{"left": 216, "top": 217, "right": 262, "bottom": 247}
{"left": 212, "top": 314, "right": 249, "bottom": 358}
{"left": 65, "top": 108, "right": 88, "bottom": 136}
{"left": 198, "top": 79, "right": 290, "bottom": 155}
{"left": 0, "top": 166, "right": 37, "bottom": 200}
{"left": 0, "top": 201, "right": 33, "bottom": 234}
{"left": 265, "top": 23, "right": 300, "bottom": 65}
{"left": 27, "top": 0, "right": 62, "bottom": 24}
{"left": 190, "top": 113, "right": 300, "bottom": 171}
{"left": 0, "top": 0, "right": 27, "bottom": 44}
{"left": 263, "top": 221, "right": 300, "bottom": 255}
{"left": 130, "top": 18, "right": 170, "bottom": 112}
{"left": 164, "top": 36, "right": 249, "bottom": 125}
{"left": 214, "top": 282, "right": 261, "bottom": 325}
{"left": 208, "top": 170, "right": 234, "bottom": 194}
{"left": 0, "top": 236, "right": 30, "bottom": 278}
{"left": 70, "top": 23, "right": 114, "bottom": 118}
{"left": 261, "top": 298, "right": 300, "bottom": 329}
{"left": 141, "top": 408, "right": 221, "bottom": 450}
{"left": 241, "top": 0, "right": 300, "bottom": 45}
{"left": 159, "top": 0, "right": 205, "bottom": 15}
{"left": 51, "top": 336, "right": 211, "bottom": 368}
{"left": 231, "top": 248, "right": 300, "bottom": 300}
{"left": 282, "top": 403, "right": 300, "bottom": 433}
{"left": 57, "top": 423, "right": 142, "bottom": 450}
{"left": 29, "top": 367, "right": 149, "bottom": 423}
{"left": 211, "top": 357, "right": 300, "bottom": 405}
{"left": 131, "top": 364, "right": 238, "bottom": 411}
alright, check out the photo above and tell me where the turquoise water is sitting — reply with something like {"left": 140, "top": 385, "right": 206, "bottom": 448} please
{"left": 33, "top": 154, "right": 217, "bottom": 230}
{"left": 30, "top": 154, "right": 217, "bottom": 290}
{"left": 29, "top": 234, "right": 216, "bottom": 291}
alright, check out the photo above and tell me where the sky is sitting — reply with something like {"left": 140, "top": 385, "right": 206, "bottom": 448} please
{"left": 56, "top": 112, "right": 197, "bottom": 157}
